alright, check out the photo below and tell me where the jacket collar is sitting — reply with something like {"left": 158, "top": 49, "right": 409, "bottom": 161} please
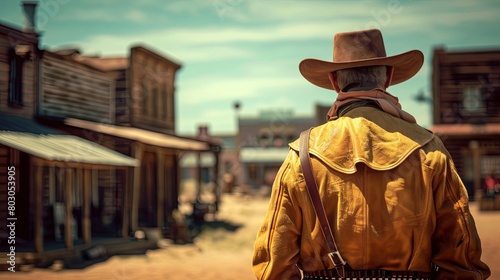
{"left": 327, "top": 88, "right": 417, "bottom": 123}
{"left": 290, "top": 107, "right": 434, "bottom": 174}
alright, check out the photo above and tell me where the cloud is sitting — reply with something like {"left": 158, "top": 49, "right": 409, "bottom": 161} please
{"left": 125, "top": 10, "right": 148, "bottom": 22}
{"left": 72, "top": 21, "right": 351, "bottom": 61}
{"left": 69, "top": 0, "right": 499, "bottom": 62}
{"left": 177, "top": 105, "right": 237, "bottom": 134}
{"left": 380, "top": 1, "right": 499, "bottom": 37}
{"left": 177, "top": 73, "right": 304, "bottom": 106}
{"left": 58, "top": 7, "right": 149, "bottom": 23}
{"left": 163, "top": 0, "right": 216, "bottom": 14}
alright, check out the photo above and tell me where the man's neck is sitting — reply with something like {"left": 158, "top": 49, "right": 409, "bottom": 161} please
{"left": 341, "top": 82, "right": 381, "bottom": 92}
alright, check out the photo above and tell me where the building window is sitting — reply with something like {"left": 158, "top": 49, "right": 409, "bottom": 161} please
{"left": 258, "top": 128, "right": 272, "bottom": 147}
{"left": 273, "top": 135, "right": 284, "bottom": 147}
{"left": 462, "top": 86, "right": 485, "bottom": 115}
{"left": 9, "top": 49, "right": 24, "bottom": 107}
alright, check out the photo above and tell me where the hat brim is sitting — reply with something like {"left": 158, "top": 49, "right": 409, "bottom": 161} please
{"left": 299, "top": 50, "right": 424, "bottom": 90}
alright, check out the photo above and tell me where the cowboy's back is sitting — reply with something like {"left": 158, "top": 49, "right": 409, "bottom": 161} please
{"left": 253, "top": 107, "right": 490, "bottom": 279}
{"left": 252, "top": 29, "right": 490, "bottom": 280}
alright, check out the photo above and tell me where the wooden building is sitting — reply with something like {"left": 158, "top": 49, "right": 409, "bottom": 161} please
{"left": 0, "top": 4, "right": 138, "bottom": 263}
{"left": 0, "top": 11, "right": 38, "bottom": 118}
{"left": 430, "top": 47, "right": 500, "bottom": 202}
{"left": 1, "top": 3, "right": 220, "bottom": 267}
{"left": 40, "top": 45, "right": 221, "bottom": 237}
{"left": 0, "top": 116, "right": 138, "bottom": 255}
{"left": 37, "top": 49, "right": 136, "bottom": 239}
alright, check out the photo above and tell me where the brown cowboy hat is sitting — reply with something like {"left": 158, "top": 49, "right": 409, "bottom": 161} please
{"left": 299, "top": 29, "right": 424, "bottom": 90}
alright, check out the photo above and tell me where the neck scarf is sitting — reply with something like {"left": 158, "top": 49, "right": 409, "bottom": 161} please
{"left": 326, "top": 88, "right": 417, "bottom": 123}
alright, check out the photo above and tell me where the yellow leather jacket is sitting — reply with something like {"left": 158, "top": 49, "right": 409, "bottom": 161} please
{"left": 252, "top": 107, "right": 490, "bottom": 279}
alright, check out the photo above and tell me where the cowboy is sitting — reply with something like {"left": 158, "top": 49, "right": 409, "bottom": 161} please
{"left": 252, "top": 29, "right": 490, "bottom": 279}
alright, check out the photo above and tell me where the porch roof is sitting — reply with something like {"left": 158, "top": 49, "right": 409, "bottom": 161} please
{"left": 0, "top": 131, "right": 139, "bottom": 166}
{"left": 64, "top": 118, "right": 212, "bottom": 151}
{"left": 0, "top": 114, "right": 138, "bottom": 166}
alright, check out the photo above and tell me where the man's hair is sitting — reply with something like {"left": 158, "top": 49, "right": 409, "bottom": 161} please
{"left": 335, "top": 65, "right": 387, "bottom": 89}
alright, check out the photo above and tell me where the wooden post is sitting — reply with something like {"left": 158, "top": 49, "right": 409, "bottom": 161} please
{"left": 196, "top": 152, "right": 202, "bottom": 201}
{"left": 213, "top": 149, "right": 220, "bottom": 213}
{"left": 82, "top": 168, "right": 91, "bottom": 244}
{"left": 34, "top": 160, "right": 43, "bottom": 254}
{"left": 121, "top": 167, "right": 130, "bottom": 238}
{"left": 470, "top": 141, "right": 482, "bottom": 197}
{"left": 157, "top": 149, "right": 165, "bottom": 230}
{"left": 65, "top": 168, "right": 74, "bottom": 250}
{"left": 131, "top": 142, "right": 143, "bottom": 231}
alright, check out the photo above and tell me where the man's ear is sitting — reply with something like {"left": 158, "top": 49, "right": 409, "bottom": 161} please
{"left": 384, "top": 66, "right": 394, "bottom": 89}
{"left": 328, "top": 72, "right": 341, "bottom": 93}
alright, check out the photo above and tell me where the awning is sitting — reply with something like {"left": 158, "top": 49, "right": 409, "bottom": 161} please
{"left": 430, "top": 124, "right": 500, "bottom": 136}
{"left": 240, "top": 147, "right": 290, "bottom": 163}
{"left": 65, "top": 118, "right": 211, "bottom": 151}
{"left": 0, "top": 131, "right": 138, "bottom": 166}
{"left": 180, "top": 153, "right": 215, "bottom": 168}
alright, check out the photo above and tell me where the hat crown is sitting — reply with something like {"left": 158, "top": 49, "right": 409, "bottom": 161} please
{"left": 334, "top": 29, "right": 387, "bottom": 63}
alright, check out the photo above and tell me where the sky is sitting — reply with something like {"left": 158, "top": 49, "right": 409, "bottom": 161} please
{"left": 1, "top": 0, "right": 499, "bottom": 136}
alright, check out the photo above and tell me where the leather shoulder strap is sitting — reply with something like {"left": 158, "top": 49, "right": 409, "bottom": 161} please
{"left": 299, "top": 128, "right": 349, "bottom": 277}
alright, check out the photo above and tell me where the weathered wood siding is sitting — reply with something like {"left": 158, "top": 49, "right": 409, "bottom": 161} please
{"left": 432, "top": 48, "right": 500, "bottom": 125}
{"left": 0, "top": 25, "right": 38, "bottom": 118}
{"left": 114, "top": 69, "right": 130, "bottom": 126}
{"left": 432, "top": 48, "right": 500, "bottom": 196}
{"left": 129, "top": 46, "right": 180, "bottom": 134}
{"left": 40, "top": 51, "right": 115, "bottom": 123}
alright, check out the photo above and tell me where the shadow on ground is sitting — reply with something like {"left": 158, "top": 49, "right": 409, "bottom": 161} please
{"left": 200, "top": 220, "right": 243, "bottom": 232}
{"left": 34, "top": 242, "right": 156, "bottom": 270}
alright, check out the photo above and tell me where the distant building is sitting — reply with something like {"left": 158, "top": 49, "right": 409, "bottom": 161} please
{"left": 187, "top": 107, "right": 331, "bottom": 194}
{"left": 430, "top": 47, "right": 500, "bottom": 201}
{"left": 237, "top": 109, "right": 314, "bottom": 190}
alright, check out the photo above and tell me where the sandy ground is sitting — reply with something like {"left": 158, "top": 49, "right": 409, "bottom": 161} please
{"left": 3, "top": 193, "right": 499, "bottom": 279}
{"left": 4, "top": 193, "right": 269, "bottom": 280}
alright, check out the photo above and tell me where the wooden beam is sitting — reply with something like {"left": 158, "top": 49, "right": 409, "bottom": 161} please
{"left": 82, "top": 168, "right": 91, "bottom": 244}
{"left": 121, "top": 167, "right": 130, "bottom": 238}
{"left": 470, "top": 141, "right": 482, "bottom": 196}
{"left": 34, "top": 161, "right": 43, "bottom": 254}
{"left": 213, "top": 150, "right": 220, "bottom": 213}
{"left": 196, "top": 152, "right": 201, "bottom": 201}
{"left": 441, "top": 52, "right": 500, "bottom": 64}
{"left": 157, "top": 149, "right": 165, "bottom": 230}
{"left": 65, "top": 168, "right": 74, "bottom": 250}
{"left": 131, "top": 142, "right": 143, "bottom": 231}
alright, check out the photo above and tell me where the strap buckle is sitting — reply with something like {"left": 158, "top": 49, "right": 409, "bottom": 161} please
{"left": 328, "top": 251, "right": 346, "bottom": 267}
{"left": 328, "top": 251, "right": 347, "bottom": 278}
